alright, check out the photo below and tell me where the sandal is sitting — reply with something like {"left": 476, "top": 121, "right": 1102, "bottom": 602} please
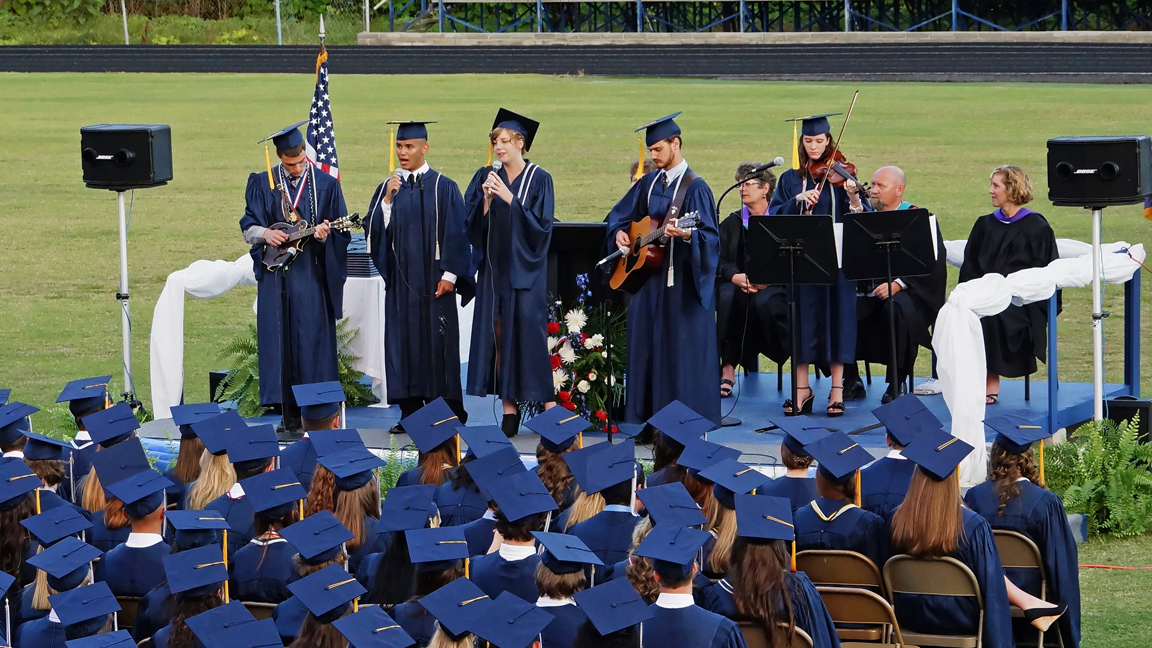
{"left": 827, "top": 386, "right": 845, "bottom": 418}
{"left": 720, "top": 378, "right": 735, "bottom": 399}
{"left": 986, "top": 393, "right": 999, "bottom": 405}
{"left": 784, "top": 386, "right": 813, "bottom": 416}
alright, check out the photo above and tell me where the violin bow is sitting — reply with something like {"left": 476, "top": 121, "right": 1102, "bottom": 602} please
{"left": 814, "top": 89, "right": 861, "bottom": 198}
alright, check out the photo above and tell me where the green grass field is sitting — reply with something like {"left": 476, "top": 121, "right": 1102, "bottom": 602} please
{"left": 0, "top": 71, "right": 1151, "bottom": 646}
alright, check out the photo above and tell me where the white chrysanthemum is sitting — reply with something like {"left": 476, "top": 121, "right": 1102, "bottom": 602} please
{"left": 564, "top": 309, "right": 588, "bottom": 333}
{"left": 589, "top": 334, "right": 604, "bottom": 346}
{"left": 577, "top": 380, "right": 591, "bottom": 393}
{"left": 583, "top": 337, "right": 597, "bottom": 350}
{"left": 587, "top": 372, "right": 597, "bottom": 382}
{"left": 547, "top": 336, "right": 559, "bottom": 351}
{"left": 553, "top": 369, "right": 569, "bottom": 391}
{"left": 558, "top": 342, "right": 577, "bottom": 364}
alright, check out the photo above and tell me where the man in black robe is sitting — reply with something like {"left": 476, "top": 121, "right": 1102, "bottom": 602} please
{"left": 240, "top": 123, "right": 350, "bottom": 435}
{"left": 843, "top": 166, "right": 947, "bottom": 403}
{"left": 366, "top": 121, "right": 473, "bottom": 432}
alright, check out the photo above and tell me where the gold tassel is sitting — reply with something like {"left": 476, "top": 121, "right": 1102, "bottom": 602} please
{"left": 855, "top": 469, "right": 861, "bottom": 507}
{"left": 299, "top": 499, "right": 304, "bottom": 521}
{"left": 486, "top": 140, "right": 494, "bottom": 167}
{"left": 35, "top": 489, "right": 40, "bottom": 515}
{"left": 222, "top": 529, "right": 230, "bottom": 604}
{"left": 634, "top": 134, "right": 645, "bottom": 182}
{"left": 465, "top": 557, "right": 470, "bottom": 579}
{"left": 264, "top": 145, "right": 275, "bottom": 190}
{"left": 353, "top": 597, "right": 359, "bottom": 613}
{"left": 455, "top": 434, "right": 461, "bottom": 465}
{"left": 791, "top": 120, "right": 800, "bottom": 171}
{"left": 790, "top": 541, "right": 797, "bottom": 572}
{"left": 1038, "top": 440, "right": 1045, "bottom": 486}
{"left": 388, "top": 126, "right": 397, "bottom": 175}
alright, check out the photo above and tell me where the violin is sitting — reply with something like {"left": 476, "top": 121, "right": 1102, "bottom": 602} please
{"left": 805, "top": 150, "right": 859, "bottom": 188}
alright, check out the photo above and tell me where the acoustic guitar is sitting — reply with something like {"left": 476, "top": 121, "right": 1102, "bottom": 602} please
{"left": 609, "top": 212, "right": 701, "bottom": 293}
{"left": 262, "top": 213, "right": 362, "bottom": 272}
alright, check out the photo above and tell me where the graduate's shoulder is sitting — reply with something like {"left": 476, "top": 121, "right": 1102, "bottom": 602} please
{"left": 427, "top": 168, "right": 463, "bottom": 193}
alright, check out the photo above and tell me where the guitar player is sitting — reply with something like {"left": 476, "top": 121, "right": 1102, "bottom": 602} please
{"left": 605, "top": 112, "right": 722, "bottom": 434}
{"left": 240, "top": 122, "right": 350, "bottom": 437}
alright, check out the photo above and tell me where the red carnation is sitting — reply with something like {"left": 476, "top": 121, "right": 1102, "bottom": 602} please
{"left": 610, "top": 425, "right": 620, "bottom": 434}
{"left": 580, "top": 333, "right": 588, "bottom": 343}
{"left": 595, "top": 410, "right": 607, "bottom": 422}
{"left": 558, "top": 391, "right": 571, "bottom": 402}
{"left": 551, "top": 355, "right": 562, "bottom": 370}
{"left": 547, "top": 322, "right": 561, "bottom": 335}
{"left": 563, "top": 401, "right": 577, "bottom": 411}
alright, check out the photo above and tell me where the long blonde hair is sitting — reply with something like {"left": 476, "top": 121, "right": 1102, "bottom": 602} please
{"left": 625, "top": 516, "right": 659, "bottom": 603}
{"left": 186, "top": 452, "right": 236, "bottom": 511}
{"left": 428, "top": 629, "right": 473, "bottom": 648}
{"left": 562, "top": 488, "right": 605, "bottom": 532}
{"left": 705, "top": 496, "right": 738, "bottom": 576}
{"left": 80, "top": 466, "right": 104, "bottom": 513}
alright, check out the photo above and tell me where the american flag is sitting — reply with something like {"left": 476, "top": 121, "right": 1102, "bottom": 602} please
{"left": 306, "top": 49, "right": 339, "bottom": 181}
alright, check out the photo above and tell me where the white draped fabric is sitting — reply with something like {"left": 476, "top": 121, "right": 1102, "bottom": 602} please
{"left": 934, "top": 241, "right": 1146, "bottom": 486}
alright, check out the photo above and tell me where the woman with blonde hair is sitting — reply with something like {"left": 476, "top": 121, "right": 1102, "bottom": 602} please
{"left": 164, "top": 403, "right": 218, "bottom": 509}
{"left": 959, "top": 165, "right": 1058, "bottom": 405}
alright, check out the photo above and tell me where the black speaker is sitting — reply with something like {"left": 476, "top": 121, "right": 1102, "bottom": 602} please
{"left": 1106, "top": 396, "right": 1151, "bottom": 442}
{"left": 81, "top": 124, "right": 172, "bottom": 191}
{"left": 1046, "top": 136, "right": 1152, "bottom": 208}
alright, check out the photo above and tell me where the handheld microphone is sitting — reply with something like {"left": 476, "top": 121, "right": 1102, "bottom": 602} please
{"left": 488, "top": 160, "right": 503, "bottom": 197}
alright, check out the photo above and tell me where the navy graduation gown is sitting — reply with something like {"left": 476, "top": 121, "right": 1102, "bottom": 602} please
{"left": 435, "top": 478, "right": 487, "bottom": 527}
{"left": 642, "top": 600, "right": 747, "bottom": 648}
{"left": 859, "top": 456, "right": 916, "bottom": 523}
{"left": 132, "top": 583, "right": 170, "bottom": 642}
{"left": 15, "top": 582, "right": 49, "bottom": 630}
{"left": 462, "top": 515, "right": 498, "bottom": 557}
{"left": 272, "top": 595, "right": 308, "bottom": 645}
{"left": 605, "top": 168, "right": 721, "bottom": 426}
{"left": 354, "top": 551, "right": 382, "bottom": 593}
{"left": 964, "top": 479, "right": 1081, "bottom": 648}
{"left": 367, "top": 169, "right": 473, "bottom": 405}
{"left": 98, "top": 541, "right": 170, "bottom": 596}
{"left": 391, "top": 601, "right": 438, "bottom": 647}
{"left": 278, "top": 437, "right": 318, "bottom": 493}
{"left": 348, "top": 516, "right": 381, "bottom": 575}
{"left": 794, "top": 498, "right": 887, "bottom": 568}
{"left": 569, "top": 509, "right": 642, "bottom": 566}
{"left": 890, "top": 509, "right": 1013, "bottom": 648}
{"left": 469, "top": 552, "right": 541, "bottom": 602}
{"left": 699, "top": 572, "right": 839, "bottom": 648}
{"left": 16, "top": 615, "right": 67, "bottom": 648}
{"left": 231, "top": 537, "right": 296, "bottom": 603}
{"left": 161, "top": 468, "right": 188, "bottom": 510}
{"left": 239, "top": 163, "right": 350, "bottom": 407}
{"left": 757, "top": 476, "right": 818, "bottom": 512}
{"left": 768, "top": 169, "right": 860, "bottom": 364}
{"left": 87, "top": 516, "right": 131, "bottom": 554}
{"left": 539, "top": 603, "right": 587, "bottom": 648}
{"left": 204, "top": 492, "right": 256, "bottom": 556}
{"left": 464, "top": 163, "right": 554, "bottom": 403}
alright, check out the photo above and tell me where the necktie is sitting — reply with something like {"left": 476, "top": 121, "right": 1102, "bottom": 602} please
{"left": 661, "top": 171, "right": 669, "bottom": 190}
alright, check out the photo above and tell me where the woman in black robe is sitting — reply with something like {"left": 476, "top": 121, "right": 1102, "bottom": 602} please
{"left": 959, "top": 165, "right": 1058, "bottom": 404}
{"left": 716, "top": 163, "right": 791, "bottom": 399}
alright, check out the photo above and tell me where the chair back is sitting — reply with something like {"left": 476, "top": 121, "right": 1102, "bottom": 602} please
{"left": 992, "top": 530, "right": 1046, "bottom": 574}
{"left": 816, "top": 586, "right": 906, "bottom": 645}
{"left": 243, "top": 600, "right": 278, "bottom": 621}
{"left": 738, "top": 622, "right": 814, "bottom": 648}
{"left": 115, "top": 596, "right": 140, "bottom": 630}
{"left": 796, "top": 550, "right": 884, "bottom": 593}
{"left": 883, "top": 554, "right": 984, "bottom": 648}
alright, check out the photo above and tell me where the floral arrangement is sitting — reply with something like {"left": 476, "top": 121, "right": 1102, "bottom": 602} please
{"left": 547, "top": 273, "right": 626, "bottom": 432}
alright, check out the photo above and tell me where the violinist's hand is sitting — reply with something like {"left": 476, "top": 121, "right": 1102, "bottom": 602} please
{"left": 796, "top": 189, "right": 822, "bottom": 207}
{"left": 615, "top": 230, "right": 632, "bottom": 251}
{"left": 844, "top": 178, "right": 859, "bottom": 196}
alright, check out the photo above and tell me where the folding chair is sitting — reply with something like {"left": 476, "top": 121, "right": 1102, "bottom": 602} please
{"left": 114, "top": 596, "right": 140, "bottom": 631}
{"left": 993, "top": 530, "right": 1063, "bottom": 648}
{"left": 243, "top": 600, "right": 278, "bottom": 621}
{"left": 796, "top": 550, "right": 886, "bottom": 596}
{"left": 883, "top": 554, "right": 983, "bottom": 648}
{"left": 738, "top": 622, "right": 814, "bottom": 648}
{"left": 817, "top": 586, "right": 910, "bottom": 647}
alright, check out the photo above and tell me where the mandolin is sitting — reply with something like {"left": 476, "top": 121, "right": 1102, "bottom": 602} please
{"left": 262, "top": 212, "right": 362, "bottom": 272}
{"left": 609, "top": 211, "right": 701, "bottom": 293}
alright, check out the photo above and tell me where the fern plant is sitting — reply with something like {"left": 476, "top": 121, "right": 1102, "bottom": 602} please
{"left": 1046, "top": 414, "right": 1152, "bottom": 537}
{"left": 378, "top": 435, "right": 417, "bottom": 501}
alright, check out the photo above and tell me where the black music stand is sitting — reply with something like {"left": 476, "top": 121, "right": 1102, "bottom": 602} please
{"left": 746, "top": 215, "right": 839, "bottom": 416}
{"left": 841, "top": 208, "right": 935, "bottom": 400}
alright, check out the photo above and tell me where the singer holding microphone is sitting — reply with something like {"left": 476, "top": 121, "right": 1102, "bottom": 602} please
{"left": 464, "top": 108, "right": 556, "bottom": 438}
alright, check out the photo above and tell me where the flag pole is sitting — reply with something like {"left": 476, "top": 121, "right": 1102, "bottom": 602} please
{"left": 319, "top": 15, "right": 327, "bottom": 56}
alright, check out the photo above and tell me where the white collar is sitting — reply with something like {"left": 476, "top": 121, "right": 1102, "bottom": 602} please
{"left": 536, "top": 596, "right": 576, "bottom": 608}
{"left": 482, "top": 510, "right": 497, "bottom": 521}
{"left": 48, "top": 609, "right": 60, "bottom": 624}
{"left": 227, "top": 483, "right": 245, "bottom": 499}
{"left": 498, "top": 543, "right": 537, "bottom": 562}
{"left": 2, "top": 451, "right": 23, "bottom": 458}
{"left": 655, "top": 592, "right": 695, "bottom": 609}
{"left": 603, "top": 504, "right": 633, "bottom": 514}
{"left": 402, "top": 162, "right": 431, "bottom": 182}
{"left": 1017, "top": 477, "right": 1031, "bottom": 483}
{"left": 661, "top": 159, "right": 688, "bottom": 185}
{"left": 886, "top": 450, "right": 907, "bottom": 460}
{"left": 250, "top": 536, "right": 288, "bottom": 546}
{"left": 126, "top": 532, "right": 165, "bottom": 548}
{"left": 73, "top": 430, "right": 92, "bottom": 443}
{"left": 40, "top": 484, "right": 58, "bottom": 493}
{"left": 301, "top": 432, "right": 310, "bottom": 440}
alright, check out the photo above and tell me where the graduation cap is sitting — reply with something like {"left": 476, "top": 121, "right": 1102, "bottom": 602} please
{"left": 258, "top": 121, "right": 307, "bottom": 153}
{"left": 572, "top": 578, "right": 653, "bottom": 636}
{"left": 56, "top": 376, "right": 111, "bottom": 418}
{"left": 224, "top": 423, "right": 280, "bottom": 472}
{"left": 490, "top": 470, "right": 557, "bottom": 526}
{"left": 785, "top": 113, "right": 841, "bottom": 137}
{"left": 0, "top": 570, "right": 14, "bottom": 603}
{"left": 901, "top": 427, "right": 974, "bottom": 481}
{"left": 317, "top": 447, "right": 384, "bottom": 491}
{"left": 872, "top": 394, "right": 942, "bottom": 447}
{"left": 0, "top": 402, "right": 37, "bottom": 445}
{"left": 467, "top": 446, "right": 527, "bottom": 501}
{"left": 560, "top": 442, "right": 610, "bottom": 495}
{"left": 292, "top": 382, "right": 346, "bottom": 423}
{"left": 524, "top": 408, "right": 590, "bottom": 454}
{"left": 734, "top": 494, "right": 795, "bottom": 543}
{"left": 166, "top": 510, "right": 229, "bottom": 551}
{"left": 407, "top": 526, "right": 469, "bottom": 572}
{"left": 287, "top": 563, "right": 367, "bottom": 622}
{"left": 634, "top": 524, "right": 710, "bottom": 581}
{"left": 698, "top": 459, "right": 770, "bottom": 509}
{"left": 49, "top": 581, "right": 120, "bottom": 634}
{"left": 636, "top": 112, "right": 683, "bottom": 148}
{"left": 64, "top": 630, "right": 136, "bottom": 648}
{"left": 772, "top": 417, "right": 831, "bottom": 457}
{"left": 377, "top": 485, "right": 438, "bottom": 534}
{"left": 105, "top": 469, "right": 173, "bottom": 519}
{"left": 577, "top": 439, "right": 637, "bottom": 495}
{"left": 23, "top": 507, "right": 93, "bottom": 546}
{"left": 91, "top": 437, "right": 151, "bottom": 490}
{"left": 191, "top": 410, "right": 247, "bottom": 456}
{"left": 186, "top": 601, "right": 283, "bottom": 648}
{"left": 471, "top": 591, "right": 554, "bottom": 648}
{"left": 533, "top": 531, "right": 603, "bottom": 575}
{"left": 28, "top": 536, "right": 101, "bottom": 591}
{"left": 164, "top": 544, "right": 228, "bottom": 597}
{"left": 635, "top": 482, "right": 707, "bottom": 527}
{"left": 389, "top": 120, "right": 436, "bottom": 142}
{"left": 804, "top": 431, "right": 874, "bottom": 486}
{"left": 492, "top": 108, "right": 540, "bottom": 153}
{"left": 170, "top": 403, "right": 222, "bottom": 440}
{"left": 0, "top": 460, "right": 41, "bottom": 510}
{"left": 400, "top": 398, "right": 461, "bottom": 454}
{"left": 241, "top": 468, "right": 306, "bottom": 520}
{"left": 985, "top": 415, "right": 1051, "bottom": 455}
{"left": 419, "top": 578, "right": 492, "bottom": 640}
{"left": 80, "top": 402, "right": 138, "bottom": 448}
{"left": 333, "top": 606, "right": 417, "bottom": 648}
{"left": 311, "top": 428, "right": 365, "bottom": 458}
{"left": 677, "top": 438, "right": 741, "bottom": 480}
{"left": 457, "top": 425, "right": 514, "bottom": 459}
{"left": 22, "top": 431, "right": 71, "bottom": 462}
{"left": 279, "top": 510, "right": 354, "bottom": 565}
{"left": 647, "top": 400, "right": 713, "bottom": 446}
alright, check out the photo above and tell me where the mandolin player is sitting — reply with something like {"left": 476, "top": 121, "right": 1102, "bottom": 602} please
{"left": 240, "top": 122, "right": 350, "bottom": 437}
{"left": 605, "top": 112, "right": 721, "bottom": 435}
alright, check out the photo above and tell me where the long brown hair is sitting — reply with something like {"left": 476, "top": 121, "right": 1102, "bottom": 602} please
{"left": 81, "top": 466, "right": 105, "bottom": 513}
{"left": 624, "top": 517, "right": 658, "bottom": 603}
{"left": 536, "top": 442, "right": 577, "bottom": 507}
{"left": 172, "top": 437, "right": 205, "bottom": 485}
{"left": 167, "top": 590, "right": 223, "bottom": 648}
{"left": 684, "top": 472, "right": 712, "bottom": 510}
{"left": 890, "top": 469, "right": 964, "bottom": 558}
{"left": 988, "top": 443, "right": 1043, "bottom": 516}
{"left": 334, "top": 477, "right": 380, "bottom": 553}
{"left": 705, "top": 497, "right": 738, "bottom": 576}
{"left": 103, "top": 496, "right": 130, "bottom": 531}
{"left": 815, "top": 471, "right": 856, "bottom": 503}
{"left": 0, "top": 497, "right": 36, "bottom": 580}
{"left": 419, "top": 441, "right": 459, "bottom": 488}
{"left": 730, "top": 538, "right": 796, "bottom": 647}
{"left": 797, "top": 131, "right": 833, "bottom": 172}
{"left": 304, "top": 465, "right": 337, "bottom": 518}
{"left": 651, "top": 432, "right": 684, "bottom": 473}
{"left": 290, "top": 613, "right": 348, "bottom": 648}
{"left": 26, "top": 460, "right": 64, "bottom": 488}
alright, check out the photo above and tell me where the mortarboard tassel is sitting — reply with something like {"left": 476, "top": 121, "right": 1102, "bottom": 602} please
{"left": 388, "top": 126, "right": 397, "bottom": 175}
{"left": 790, "top": 541, "right": 797, "bottom": 572}
{"left": 486, "top": 140, "right": 494, "bottom": 168}
{"left": 265, "top": 145, "right": 275, "bottom": 190}
{"left": 34, "top": 489, "right": 40, "bottom": 515}
{"left": 1038, "top": 439, "right": 1045, "bottom": 486}
{"left": 791, "top": 119, "right": 800, "bottom": 171}
{"left": 222, "top": 530, "right": 230, "bottom": 603}
{"left": 855, "top": 469, "right": 861, "bottom": 508}
{"left": 465, "top": 557, "right": 470, "bottom": 579}
{"left": 634, "top": 134, "right": 645, "bottom": 182}
{"left": 353, "top": 597, "right": 359, "bottom": 613}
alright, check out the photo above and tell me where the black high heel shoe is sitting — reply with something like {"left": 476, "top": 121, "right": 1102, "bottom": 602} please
{"left": 501, "top": 412, "right": 521, "bottom": 438}
{"left": 784, "top": 386, "right": 814, "bottom": 417}
{"left": 1024, "top": 603, "right": 1067, "bottom": 632}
